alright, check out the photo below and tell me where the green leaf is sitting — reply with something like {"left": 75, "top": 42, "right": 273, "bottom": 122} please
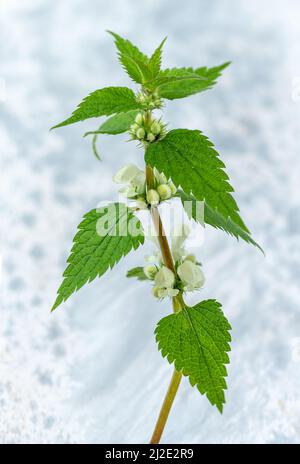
{"left": 84, "top": 110, "right": 141, "bottom": 161}
{"left": 51, "top": 87, "right": 142, "bottom": 129}
{"left": 145, "top": 129, "right": 248, "bottom": 231}
{"left": 126, "top": 266, "right": 148, "bottom": 281}
{"left": 155, "top": 299, "right": 231, "bottom": 412}
{"left": 177, "top": 189, "right": 264, "bottom": 253}
{"left": 153, "top": 62, "right": 230, "bottom": 99}
{"left": 108, "top": 31, "right": 151, "bottom": 84}
{"left": 148, "top": 37, "right": 167, "bottom": 78}
{"left": 52, "top": 203, "right": 144, "bottom": 311}
{"left": 84, "top": 110, "right": 141, "bottom": 137}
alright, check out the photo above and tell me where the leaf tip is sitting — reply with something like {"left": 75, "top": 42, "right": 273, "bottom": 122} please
{"left": 51, "top": 296, "right": 62, "bottom": 312}
{"left": 161, "top": 36, "right": 168, "bottom": 46}
{"left": 50, "top": 121, "right": 65, "bottom": 131}
{"left": 216, "top": 403, "right": 224, "bottom": 414}
{"left": 106, "top": 30, "right": 117, "bottom": 40}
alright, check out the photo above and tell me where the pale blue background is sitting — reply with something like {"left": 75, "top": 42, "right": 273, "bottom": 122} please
{"left": 1, "top": 0, "right": 300, "bottom": 444}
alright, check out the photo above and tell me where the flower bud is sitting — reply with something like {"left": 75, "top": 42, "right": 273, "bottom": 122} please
{"left": 130, "top": 123, "right": 139, "bottom": 133}
{"left": 135, "top": 113, "right": 144, "bottom": 125}
{"left": 169, "top": 181, "right": 177, "bottom": 195}
{"left": 154, "top": 168, "right": 167, "bottom": 185}
{"left": 143, "top": 265, "right": 157, "bottom": 280}
{"left": 151, "top": 121, "right": 161, "bottom": 135}
{"left": 136, "top": 128, "right": 146, "bottom": 139}
{"left": 137, "top": 92, "right": 146, "bottom": 104}
{"left": 147, "top": 132, "right": 156, "bottom": 142}
{"left": 146, "top": 189, "right": 160, "bottom": 205}
{"left": 113, "top": 164, "right": 140, "bottom": 184}
{"left": 157, "top": 184, "right": 172, "bottom": 200}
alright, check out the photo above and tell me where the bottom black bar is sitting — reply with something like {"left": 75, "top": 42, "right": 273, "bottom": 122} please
{"left": 0, "top": 443, "right": 299, "bottom": 459}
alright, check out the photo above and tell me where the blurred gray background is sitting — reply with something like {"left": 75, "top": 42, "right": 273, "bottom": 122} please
{"left": 1, "top": 0, "right": 300, "bottom": 444}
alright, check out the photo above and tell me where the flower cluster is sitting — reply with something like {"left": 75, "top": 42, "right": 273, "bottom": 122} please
{"left": 129, "top": 112, "right": 166, "bottom": 144}
{"left": 113, "top": 164, "right": 176, "bottom": 208}
{"left": 143, "top": 224, "right": 205, "bottom": 299}
{"left": 146, "top": 168, "right": 177, "bottom": 205}
{"left": 136, "top": 91, "right": 162, "bottom": 110}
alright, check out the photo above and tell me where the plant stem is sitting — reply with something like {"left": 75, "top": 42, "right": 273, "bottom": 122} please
{"left": 150, "top": 368, "right": 182, "bottom": 444}
{"left": 150, "top": 206, "right": 176, "bottom": 274}
{"left": 146, "top": 164, "right": 183, "bottom": 444}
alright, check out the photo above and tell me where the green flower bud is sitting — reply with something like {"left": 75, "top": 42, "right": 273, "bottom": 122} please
{"left": 146, "top": 189, "right": 160, "bottom": 205}
{"left": 169, "top": 181, "right": 177, "bottom": 194}
{"left": 130, "top": 123, "right": 139, "bottom": 133}
{"left": 157, "top": 184, "right": 172, "bottom": 200}
{"left": 147, "top": 132, "right": 156, "bottom": 142}
{"left": 151, "top": 121, "right": 161, "bottom": 135}
{"left": 143, "top": 265, "right": 157, "bottom": 280}
{"left": 154, "top": 168, "right": 167, "bottom": 185}
{"left": 136, "top": 128, "right": 145, "bottom": 140}
{"left": 137, "top": 92, "right": 146, "bottom": 104}
{"left": 135, "top": 113, "right": 144, "bottom": 125}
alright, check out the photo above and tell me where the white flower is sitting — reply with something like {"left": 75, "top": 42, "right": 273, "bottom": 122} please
{"left": 177, "top": 260, "right": 205, "bottom": 291}
{"left": 113, "top": 164, "right": 146, "bottom": 199}
{"left": 131, "top": 171, "right": 146, "bottom": 195}
{"left": 154, "top": 266, "right": 175, "bottom": 289}
{"left": 118, "top": 185, "right": 137, "bottom": 198}
{"left": 144, "top": 223, "right": 204, "bottom": 297}
{"left": 166, "top": 288, "right": 179, "bottom": 297}
{"left": 143, "top": 265, "right": 157, "bottom": 280}
{"left": 152, "top": 286, "right": 179, "bottom": 298}
{"left": 113, "top": 164, "right": 140, "bottom": 184}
